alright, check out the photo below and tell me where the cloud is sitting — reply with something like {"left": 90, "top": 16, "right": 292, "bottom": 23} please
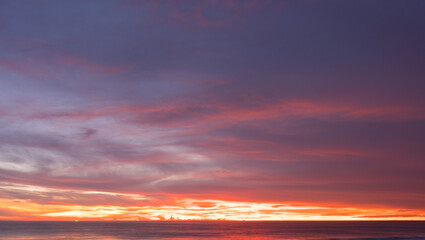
{"left": 0, "top": 0, "right": 424, "bottom": 220}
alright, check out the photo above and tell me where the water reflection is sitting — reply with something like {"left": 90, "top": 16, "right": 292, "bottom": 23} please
{"left": 1, "top": 221, "right": 425, "bottom": 240}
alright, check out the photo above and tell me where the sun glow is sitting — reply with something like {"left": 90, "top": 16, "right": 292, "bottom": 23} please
{"left": 1, "top": 183, "right": 424, "bottom": 221}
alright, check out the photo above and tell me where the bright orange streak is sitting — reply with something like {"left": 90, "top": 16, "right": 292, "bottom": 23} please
{"left": 2, "top": 183, "right": 424, "bottom": 221}
{"left": 2, "top": 197, "right": 425, "bottom": 221}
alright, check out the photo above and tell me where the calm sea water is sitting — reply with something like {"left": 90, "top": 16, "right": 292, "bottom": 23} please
{"left": 0, "top": 221, "right": 424, "bottom": 240}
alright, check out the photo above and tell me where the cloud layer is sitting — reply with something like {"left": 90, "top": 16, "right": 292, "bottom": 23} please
{"left": 0, "top": 0, "right": 424, "bottom": 220}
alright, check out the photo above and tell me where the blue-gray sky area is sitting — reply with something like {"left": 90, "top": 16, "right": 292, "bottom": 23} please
{"left": 0, "top": 0, "right": 424, "bottom": 220}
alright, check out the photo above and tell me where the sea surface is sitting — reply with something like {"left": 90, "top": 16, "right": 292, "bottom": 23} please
{"left": 0, "top": 221, "right": 424, "bottom": 240}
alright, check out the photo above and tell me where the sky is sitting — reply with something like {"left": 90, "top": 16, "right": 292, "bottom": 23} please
{"left": 0, "top": 0, "right": 424, "bottom": 221}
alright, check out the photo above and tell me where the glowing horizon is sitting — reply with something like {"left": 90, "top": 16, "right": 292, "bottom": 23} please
{"left": 1, "top": 182, "right": 424, "bottom": 221}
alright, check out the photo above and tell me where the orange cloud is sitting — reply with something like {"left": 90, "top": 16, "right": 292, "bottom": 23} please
{"left": 1, "top": 183, "right": 425, "bottom": 221}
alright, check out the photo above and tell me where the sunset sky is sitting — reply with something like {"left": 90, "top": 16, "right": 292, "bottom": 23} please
{"left": 0, "top": 0, "right": 425, "bottom": 221}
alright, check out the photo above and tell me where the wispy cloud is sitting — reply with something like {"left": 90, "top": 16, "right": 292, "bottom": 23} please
{"left": 0, "top": 0, "right": 424, "bottom": 220}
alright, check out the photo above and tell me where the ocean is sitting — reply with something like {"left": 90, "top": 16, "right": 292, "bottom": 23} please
{"left": 0, "top": 221, "right": 424, "bottom": 240}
